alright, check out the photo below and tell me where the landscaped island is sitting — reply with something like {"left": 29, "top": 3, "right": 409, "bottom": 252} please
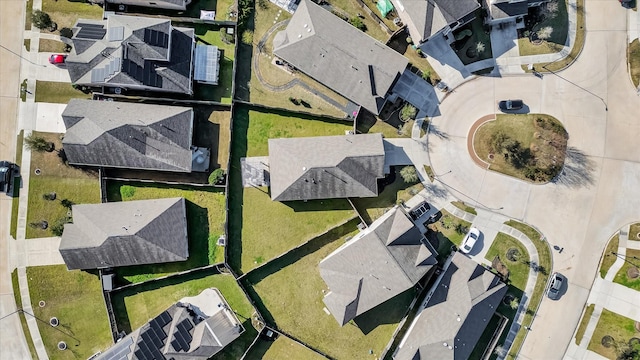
{"left": 473, "top": 114, "right": 568, "bottom": 182}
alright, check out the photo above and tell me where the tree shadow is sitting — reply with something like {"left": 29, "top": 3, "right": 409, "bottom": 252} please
{"left": 423, "top": 182, "right": 449, "bottom": 200}
{"left": 551, "top": 146, "right": 596, "bottom": 188}
{"left": 428, "top": 123, "right": 450, "bottom": 140}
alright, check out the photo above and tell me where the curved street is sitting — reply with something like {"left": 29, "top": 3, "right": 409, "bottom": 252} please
{"left": 426, "top": 0, "right": 640, "bottom": 358}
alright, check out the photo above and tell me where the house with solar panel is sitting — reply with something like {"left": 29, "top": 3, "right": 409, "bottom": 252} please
{"left": 95, "top": 288, "right": 244, "bottom": 360}
{"left": 65, "top": 14, "right": 221, "bottom": 94}
{"left": 61, "top": 99, "right": 210, "bottom": 173}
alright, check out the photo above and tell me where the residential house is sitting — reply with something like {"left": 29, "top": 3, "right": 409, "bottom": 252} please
{"left": 59, "top": 197, "right": 188, "bottom": 270}
{"left": 268, "top": 134, "right": 385, "bottom": 202}
{"left": 65, "top": 15, "right": 217, "bottom": 94}
{"left": 319, "top": 206, "right": 438, "bottom": 325}
{"left": 95, "top": 288, "right": 244, "bottom": 360}
{"left": 394, "top": 252, "right": 508, "bottom": 360}
{"left": 61, "top": 99, "right": 211, "bottom": 173}
{"left": 390, "top": 0, "right": 480, "bottom": 44}
{"left": 272, "top": 0, "right": 409, "bottom": 115}
{"left": 99, "top": 0, "right": 193, "bottom": 11}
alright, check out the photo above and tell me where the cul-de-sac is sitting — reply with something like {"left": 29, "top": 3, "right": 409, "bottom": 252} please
{"left": 0, "top": 0, "right": 638, "bottom": 358}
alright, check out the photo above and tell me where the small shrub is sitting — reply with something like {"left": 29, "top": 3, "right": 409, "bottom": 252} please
{"left": 241, "top": 30, "right": 253, "bottom": 45}
{"left": 349, "top": 17, "right": 366, "bottom": 31}
{"left": 208, "top": 168, "right": 226, "bottom": 185}
{"left": 220, "top": 29, "right": 235, "bottom": 44}
{"left": 400, "top": 166, "right": 419, "bottom": 183}
{"left": 509, "top": 297, "right": 520, "bottom": 309}
{"left": 537, "top": 26, "right": 554, "bottom": 40}
{"left": 32, "top": 10, "right": 52, "bottom": 30}
{"left": 406, "top": 36, "right": 412, "bottom": 44}
{"left": 51, "top": 216, "right": 72, "bottom": 236}
{"left": 416, "top": 48, "right": 422, "bottom": 56}
{"left": 454, "top": 223, "right": 468, "bottom": 235}
{"left": 25, "top": 134, "right": 54, "bottom": 152}
{"left": 60, "top": 199, "right": 74, "bottom": 209}
{"left": 476, "top": 41, "right": 486, "bottom": 53}
{"left": 59, "top": 27, "right": 73, "bottom": 39}
{"left": 42, "top": 192, "right": 57, "bottom": 201}
{"left": 120, "top": 185, "right": 136, "bottom": 199}
{"left": 400, "top": 103, "right": 417, "bottom": 121}
{"left": 421, "top": 69, "right": 431, "bottom": 80}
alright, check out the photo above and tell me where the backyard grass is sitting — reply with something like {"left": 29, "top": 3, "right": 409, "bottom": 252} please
{"left": 599, "top": 234, "right": 620, "bottom": 278}
{"left": 356, "top": 108, "right": 414, "bottom": 138}
{"left": 503, "top": 220, "right": 552, "bottom": 359}
{"left": 630, "top": 222, "right": 640, "bottom": 240}
{"left": 11, "top": 270, "right": 38, "bottom": 359}
{"left": 451, "top": 9, "right": 493, "bottom": 65}
{"left": 473, "top": 114, "right": 568, "bottom": 183}
{"left": 27, "top": 265, "right": 112, "bottom": 359}
{"left": 587, "top": 309, "right": 640, "bottom": 359}
{"left": 106, "top": 181, "right": 226, "bottom": 283}
{"left": 38, "top": 39, "right": 65, "bottom": 53}
{"left": 41, "top": 0, "right": 103, "bottom": 30}
{"left": 243, "top": 336, "right": 327, "bottom": 360}
{"left": 26, "top": 132, "right": 100, "bottom": 238}
{"left": 351, "top": 167, "right": 425, "bottom": 224}
{"left": 427, "top": 210, "right": 473, "bottom": 261}
{"left": 111, "top": 268, "right": 256, "bottom": 360}
{"left": 324, "top": 0, "right": 391, "bottom": 43}
{"left": 518, "top": 0, "right": 569, "bottom": 56}
{"left": 191, "top": 24, "right": 236, "bottom": 104}
{"left": 452, "top": 200, "right": 477, "bottom": 215}
{"left": 575, "top": 304, "right": 595, "bottom": 345}
{"left": 532, "top": 0, "right": 585, "bottom": 72}
{"left": 613, "top": 249, "right": 640, "bottom": 290}
{"left": 34, "top": 81, "right": 91, "bottom": 104}
{"left": 193, "top": 106, "right": 231, "bottom": 170}
{"left": 485, "top": 233, "right": 530, "bottom": 291}
{"left": 25, "top": 0, "right": 33, "bottom": 30}
{"left": 630, "top": 40, "right": 640, "bottom": 88}
{"left": 10, "top": 130, "right": 24, "bottom": 239}
{"left": 243, "top": 226, "right": 415, "bottom": 359}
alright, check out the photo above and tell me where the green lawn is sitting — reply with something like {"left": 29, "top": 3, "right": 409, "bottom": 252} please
{"left": 191, "top": 24, "right": 236, "bottom": 104}
{"left": 587, "top": 309, "right": 639, "bottom": 359}
{"left": 25, "top": 0, "right": 33, "bottom": 30}
{"left": 473, "top": 114, "right": 567, "bottom": 183}
{"left": 613, "top": 249, "right": 640, "bottom": 290}
{"left": 243, "top": 336, "right": 327, "bottom": 360}
{"left": 11, "top": 270, "right": 38, "bottom": 359}
{"left": 27, "top": 265, "right": 112, "bottom": 359}
{"left": 111, "top": 269, "right": 256, "bottom": 360}
{"left": 26, "top": 132, "right": 100, "bottom": 239}
{"left": 485, "top": 233, "right": 530, "bottom": 291}
{"left": 106, "top": 181, "right": 226, "bottom": 283}
{"left": 518, "top": 0, "right": 569, "bottom": 56}
{"left": 575, "top": 304, "right": 595, "bottom": 345}
{"left": 243, "top": 226, "right": 414, "bottom": 359}
{"left": 351, "top": 168, "right": 424, "bottom": 224}
{"left": 451, "top": 201, "right": 477, "bottom": 215}
{"left": 427, "top": 210, "right": 473, "bottom": 261}
{"left": 41, "top": 0, "right": 103, "bottom": 30}
{"left": 193, "top": 107, "right": 231, "bottom": 170}
{"left": 38, "top": 39, "right": 65, "bottom": 53}
{"left": 599, "top": 234, "right": 619, "bottom": 278}
{"left": 630, "top": 40, "right": 640, "bottom": 88}
{"left": 10, "top": 130, "right": 24, "bottom": 239}
{"left": 630, "top": 222, "right": 640, "bottom": 240}
{"left": 34, "top": 81, "right": 91, "bottom": 104}
{"left": 228, "top": 106, "right": 357, "bottom": 273}
{"left": 503, "top": 220, "right": 552, "bottom": 359}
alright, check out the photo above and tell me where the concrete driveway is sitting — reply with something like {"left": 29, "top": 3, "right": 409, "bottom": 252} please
{"left": 35, "top": 52, "right": 71, "bottom": 83}
{"left": 427, "top": 0, "right": 640, "bottom": 357}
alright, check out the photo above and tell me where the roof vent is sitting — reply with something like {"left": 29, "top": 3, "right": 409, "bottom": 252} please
{"left": 298, "top": 34, "right": 302, "bottom": 38}
{"left": 304, "top": 23, "right": 308, "bottom": 28}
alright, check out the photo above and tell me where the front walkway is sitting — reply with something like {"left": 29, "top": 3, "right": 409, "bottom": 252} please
{"left": 565, "top": 223, "right": 640, "bottom": 360}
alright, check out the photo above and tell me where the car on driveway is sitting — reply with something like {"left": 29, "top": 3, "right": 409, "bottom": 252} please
{"left": 48, "top": 54, "right": 67, "bottom": 65}
{"left": 0, "top": 161, "right": 19, "bottom": 196}
{"left": 547, "top": 272, "right": 565, "bottom": 300}
{"left": 498, "top": 99, "right": 524, "bottom": 111}
{"left": 460, "top": 227, "right": 480, "bottom": 254}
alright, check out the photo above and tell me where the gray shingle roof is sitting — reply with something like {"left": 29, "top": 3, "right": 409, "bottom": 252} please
{"left": 62, "top": 99, "right": 194, "bottom": 172}
{"left": 268, "top": 134, "right": 385, "bottom": 201}
{"left": 66, "top": 15, "right": 194, "bottom": 94}
{"left": 273, "top": 0, "right": 408, "bottom": 115}
{"left": 59, "top": 197, "right": 188, "bottom": 270}
{"left": 394, "top": 252, "right": 507, "bottom": 360}
{"left": 490, "top": 0, "right": 528, "bottom": 19}
{"left": 319, "top": 206, "right": 437, "bottom": 325}
{"left": 392, "top": 0, "right": 479, "bottom": 42}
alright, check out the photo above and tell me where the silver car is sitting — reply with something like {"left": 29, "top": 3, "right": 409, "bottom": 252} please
{"left": 547, "top": 272, "right": 565, "bottom": 300}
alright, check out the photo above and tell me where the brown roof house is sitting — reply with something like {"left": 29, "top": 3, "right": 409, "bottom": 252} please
{"left": 390, "top": 0, "right": 479, "bottom": 44}
{"left": 61, "top": 99, "right": 210, "bottom": 173}
{"left": 59, "top": 197, "right": 188, "bottom": 270}
{"left": 95, "top": 288, "right": 244, "bottom": 360}
{"left": 268, "top": 134, "right": 386, "bottom": 202}
{"left": 393, "top": 252, "right": 507, "bottom": 360}
{"left": 272, "top": 0, "right": 408, "bottom": 115}
{"left": 319, "top": 206, "right": 437, "bottom": 325}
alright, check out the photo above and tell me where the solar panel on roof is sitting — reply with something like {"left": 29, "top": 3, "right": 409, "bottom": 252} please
{"left": 76, "top": 22, "right": 104, "bottom": 28}
{"left": 171, "top": 339, "right": 182, "bottom": 352}
{"left": 160, "top": 311, "right": 171, "bottom": 324}
{"left": 77, "top": 26, "right": 106, "bottom": 40}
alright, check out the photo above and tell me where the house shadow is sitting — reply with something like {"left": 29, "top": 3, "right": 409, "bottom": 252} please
{"left": 235, "top": 12, "right": 256, "bottom": 102}
{"left": 193, "top": 105, "right": 222, "bottom": 169}
{"left": 283, "top": 198, "right": 354, "bottom": 212}
{"left": 239, "top": 279, "right": 278, "bottom": 326}
{"left": 352, "top": 287, "right": 416, "bottom": 335}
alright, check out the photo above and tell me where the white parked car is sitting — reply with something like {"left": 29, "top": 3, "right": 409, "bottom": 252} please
{"left": 460, "top": 227, "right": 481, "bottom": 254}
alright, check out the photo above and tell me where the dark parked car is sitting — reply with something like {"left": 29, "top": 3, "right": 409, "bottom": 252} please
{"left": 0, "top": 161, "right": 20, "bottom": 196}
{"left": 547, "top": 272, "right": 565, "bottom": 300}
{"left": 498, "top": 99, "right": 524, "bottom": 111}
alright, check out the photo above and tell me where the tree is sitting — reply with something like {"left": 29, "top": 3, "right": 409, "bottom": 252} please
{"left": 349, "top": 17, "right": 366, "bottom": 31}
{"left": 32, "top": 10, "right": 53, "bottom": 30}
{"left": 400, "top": 103, "right": 417, "bottom": 122}
{"left": 493, "top": 345, "right": 507, "bottom": 357}
{"left": 476, "top": 41, "right": 486, "bottom": 54}
{"left": 537, "top": 26, "right": 554, "bottom": 40}
{"left": 208, "top": 168, "right": 226, "bottom": 185}
{"left": 400, "top": 166, "right": 419, "bottom": 183}
{"left": 59, "top": 27, "right": 73, "bottom": 39}
{"left": 25, "top": 134, "right": 54, "bottom": 152}
{"left": 509, "top": 297, "right": 520, "bottom": 309}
